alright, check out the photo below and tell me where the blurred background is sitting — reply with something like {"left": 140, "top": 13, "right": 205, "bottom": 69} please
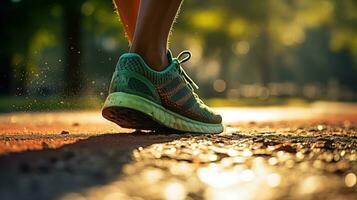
{"left": 0, "top": 0, "right": 356, "bottom": 112}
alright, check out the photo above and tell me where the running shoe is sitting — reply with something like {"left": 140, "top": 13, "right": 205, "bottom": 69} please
{"left": 102, "top": 50, "right": 223, "bottom": 133}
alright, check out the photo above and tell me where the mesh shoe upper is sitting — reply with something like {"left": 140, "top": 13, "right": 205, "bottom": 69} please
{"left": 109, "top": 51, "right": 222, "bottom": 124}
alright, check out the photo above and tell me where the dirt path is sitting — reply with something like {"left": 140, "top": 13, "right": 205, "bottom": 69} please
{"left": 0, "top": 105, "right": 356, "bottom": 200}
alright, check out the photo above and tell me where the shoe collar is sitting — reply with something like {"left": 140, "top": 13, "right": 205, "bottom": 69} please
{"left": 119, "top": 50, "right": 198, "bottom": 89}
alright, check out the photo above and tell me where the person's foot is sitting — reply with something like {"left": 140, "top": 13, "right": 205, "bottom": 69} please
{"left": 102, "top": 50, "right": 223, "bottom": 133}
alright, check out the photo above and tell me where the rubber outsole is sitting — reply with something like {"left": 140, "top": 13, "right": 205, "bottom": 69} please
{"left": 102, "top": 106, "right": 172, "bottom": 131}
{"left": 102, "top": 92, "right": 224, "bottom": 134}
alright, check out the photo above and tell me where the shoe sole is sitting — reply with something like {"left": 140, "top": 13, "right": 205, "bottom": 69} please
{"left": 102, "top": 92, "right": 224, "bottom": 133}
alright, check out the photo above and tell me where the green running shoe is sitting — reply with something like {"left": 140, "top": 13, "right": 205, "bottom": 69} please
{"left": 102, "top": 50, "right": 223, "bottom": 133}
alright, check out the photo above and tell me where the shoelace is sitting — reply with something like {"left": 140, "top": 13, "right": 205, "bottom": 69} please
{"left": 176, "top": 50, "right": 199, "bottom": 90}
{"left": 175, "top": 51, "right": 206, "bottom": 106}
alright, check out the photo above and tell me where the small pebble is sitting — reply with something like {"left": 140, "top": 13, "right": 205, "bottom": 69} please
{"left": 72, "top": 123, "right": 80, "bottom": 127}
{"left": 61, "top": 130, "right": 70, "bottom": 135}
{"left": 42, "top": 142, "right": 49, "bottom": 149}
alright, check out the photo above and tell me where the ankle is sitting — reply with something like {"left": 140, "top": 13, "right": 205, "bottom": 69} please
{"left": 129, "top": 47, "right": 168, "bottom": 71}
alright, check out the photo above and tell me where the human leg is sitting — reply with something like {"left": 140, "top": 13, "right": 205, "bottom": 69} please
{"left": 113, "top": 0, "right": 140, "bottom": 42}
{"left": 115, "top": 0, "right": 183, "bottom": 70}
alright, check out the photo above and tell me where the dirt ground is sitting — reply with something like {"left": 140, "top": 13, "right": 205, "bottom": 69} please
{"left": 0, "top": 103, "right": 356, "bottom": 200}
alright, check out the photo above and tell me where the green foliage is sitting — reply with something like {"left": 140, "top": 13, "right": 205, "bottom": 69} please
{"left": 1, "top": 0, "right": 356, "bottom": 100}
{"left": 174, "top": 0, "right": 357, "bottom": 90}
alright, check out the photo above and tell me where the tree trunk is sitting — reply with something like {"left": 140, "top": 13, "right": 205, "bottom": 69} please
{"left": 260, "top": 28, "right": 271, "bottom": 87}
{"left": 0, "top": 56, "right": 12, "bottom": 95}
{"left": 0, "top": 2, "right": 12, "bottom": 95}
{"left": 219, "top": 45, "right": 231, "bottom": 97}
{"left": 63, "top": 3, "right": 82, "bottom": 96}
{"left": 259, "top": 1, "right": 272, "bottom": 87}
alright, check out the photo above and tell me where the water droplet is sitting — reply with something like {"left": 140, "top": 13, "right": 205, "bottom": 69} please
{"left": 164, "top": 182, "right": 186, "bottom": 200}
{"left": 267, "top": 173, "right": 281, "bottom": 187}
{"left": 240, "top": 169, "right": 255, "bottom": 182}
{"left": 227, "top": 148, "right": 238, "bottom": 157}
{"left": 242, "top": 150, "right": 253, "bottom": 157}
{"left": 345, "top": 173, "right": 356, "bottom": 187}
{"left": 268, "top": 157, "right": 278, "bottom": 165}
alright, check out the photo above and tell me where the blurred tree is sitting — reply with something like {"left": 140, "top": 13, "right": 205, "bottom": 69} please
{"left": 1, "top": 0, "right": 356, "bottom": 99}
{"left": 0, "top": 1, "right": 12, "bottom": 95}
{"left": 0, "top": 0, "right": 41, "bottom": 95}
{"left": 329, "top": 0, "right": 357, "bottom": 90}
{"left": 0, "top": 0, "right": 87, "bottom": 96}
{"left": 0, "top": 0, "right": 60, "bottom": 95}
{"left": 178, "top": 0, "right": 356, "bottom": 95}
{"left": 62, "top": 1, "right": 85, "bottom": 96}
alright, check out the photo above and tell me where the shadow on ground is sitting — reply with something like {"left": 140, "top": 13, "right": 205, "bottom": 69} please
{"left": 0, "top": 131, "right": 189, "bottom": 200}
